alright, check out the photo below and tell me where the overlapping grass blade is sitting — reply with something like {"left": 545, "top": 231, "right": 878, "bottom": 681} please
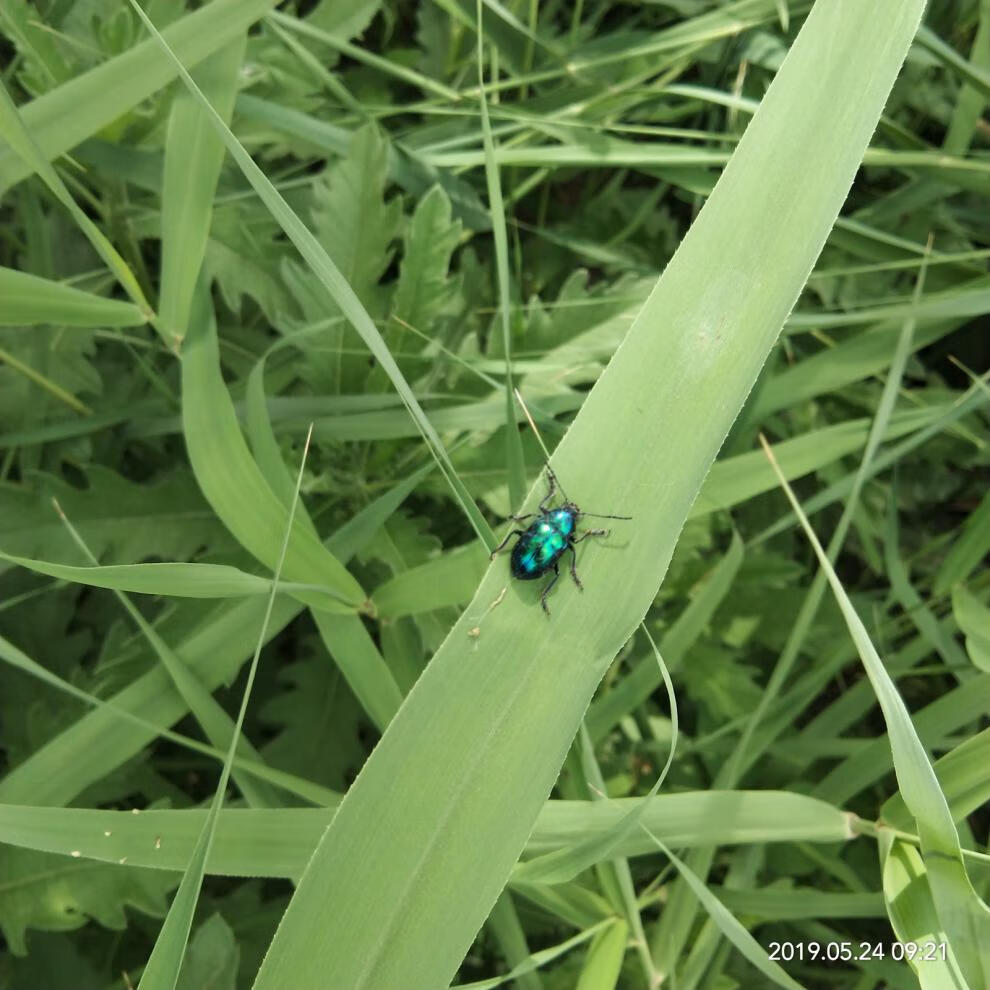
{"left": 761, "top": 438, "right": 990, "bottom": 987}
{"left": 181, "top": 293, "right": 366, "bottom": 613}
{"left": 0, "top": 0, "right": 276, "bottom": 193}
{"left": 0, "top": 465, "right": 431, "bottom": 810}
{"left": 645, "top": 832, "right": 804, "bottom": 990}
{"left": 0, "top": 789, "right": 851, "bottom": 880}
{"left": 52, "top": 506, "right": 280, "bottom": 808}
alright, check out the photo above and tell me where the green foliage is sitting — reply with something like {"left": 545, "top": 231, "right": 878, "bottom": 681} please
{"left": 0, "top": 0, "right": 988, "bottom": 987}
{"left": 0, "top": 846, "right": 172, "bottom": 954}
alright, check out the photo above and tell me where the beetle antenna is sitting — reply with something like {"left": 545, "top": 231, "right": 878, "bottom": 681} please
{"left": 579, "top": 511, "right": 632, "bottom": 520}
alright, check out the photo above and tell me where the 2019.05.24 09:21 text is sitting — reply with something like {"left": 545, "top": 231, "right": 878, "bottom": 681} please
{"left": 767, "top": 940, "right": 947, "bottom": 963}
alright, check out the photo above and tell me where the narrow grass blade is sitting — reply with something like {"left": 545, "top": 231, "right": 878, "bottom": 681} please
{"left": 137, "top": 427, "right": 314, "bottom": 990}
{"left": 0, "top": 266, "right": 145, "bottom": 327}
{"left": 476, "top": 0, "right": 526, "bottom": 510}
{"left": 575, "top": 919, "right": 628, "bottom": 990}
{"left": 0, "top": 552, "right": 277, "bottom": 598}
{"left": 515, "top": 626, "right": 677, "bottom": 885}
{"left": 159, "top": 35, "right": 246, "bottom": 348}
{"left": 0, "top": 789, "right": 851, "bottom": 880}
{"left": 882, "top": 729, "right": 990, "bottom": 831}
{"left": 952, "top": 586, "right": 990, "bottom": 673}
{"left": 0, "top": 462, "right": 432, "bottom": 810}
{"left": 880, "top": 835, "right": 970, "bottom": 990}
{"left": 0, "top": 632, "right": 338, "bottom": 808}
{"left": 644, "top": 831, "right": 805, "bottom": 990}
{"left": 181, "top": 292, "right": 366, "bottom": 614}
{"left": 586, "top": 532, "right": 742, "bottom": 742}
{"left": 53, "top": 504, "right": 280, "bottom": 809}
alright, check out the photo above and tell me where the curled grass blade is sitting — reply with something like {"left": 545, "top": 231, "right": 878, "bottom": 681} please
{"left": 515, "top": 626, "right": 678, "bottom": 885}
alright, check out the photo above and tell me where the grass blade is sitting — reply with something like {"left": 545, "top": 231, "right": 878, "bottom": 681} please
{"left": 137, "top": 427, "right": 315, "bottom": 990}
{"left": 761, "top": 436, "right": 990, "bottom": 988}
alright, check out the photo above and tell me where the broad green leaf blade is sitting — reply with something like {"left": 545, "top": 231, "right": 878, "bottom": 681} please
{"left": 159, "top": 35, "right": 246, "bottom": 348}
{"left": 0, "top": 0, "right": 276, "bottom": 193}
{"left": 248, "top": 2, "right": 928, "bottom": 987}
{"left": 0, "top": 267, "right": 145, "bottom": 327}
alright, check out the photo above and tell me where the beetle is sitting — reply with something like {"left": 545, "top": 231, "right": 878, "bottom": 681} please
{"left": 491, "top": 468, "right": 630, "bottom": 615}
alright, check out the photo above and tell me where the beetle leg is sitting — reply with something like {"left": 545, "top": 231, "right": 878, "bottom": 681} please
{"left": 509, "top": 513, "right": 535, "bottom": 523}
{"left": 567, "top": 543, "right": 583, "bottom": 590}
{"left": 491, "top": 529, "right": 526, "bottom": 558}
{"left": 573, "top": 527, "right": 608, "bottom": 543}
{"left": 538, "top": 469, "right": 558, "bottom": 513}
{"left": 540, "top": 562, "right": 560, "bottom": 616}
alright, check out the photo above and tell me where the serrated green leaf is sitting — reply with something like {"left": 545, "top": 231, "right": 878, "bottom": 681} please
{"left": 0, "top": 845, "right": 172, "bottom": 955}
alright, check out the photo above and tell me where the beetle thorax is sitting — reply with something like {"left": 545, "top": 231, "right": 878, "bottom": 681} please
{"left": 547, "top": 505, "right": 577, "bottom": 537}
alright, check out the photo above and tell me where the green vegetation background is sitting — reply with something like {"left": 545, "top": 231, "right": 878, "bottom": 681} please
{"left": 0, "top": 1, "right": 988, "bottom": 988}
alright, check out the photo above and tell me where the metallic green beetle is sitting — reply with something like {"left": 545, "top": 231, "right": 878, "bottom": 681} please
{"left": 491, "top": 469, "right": 630, "bottom": 615}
